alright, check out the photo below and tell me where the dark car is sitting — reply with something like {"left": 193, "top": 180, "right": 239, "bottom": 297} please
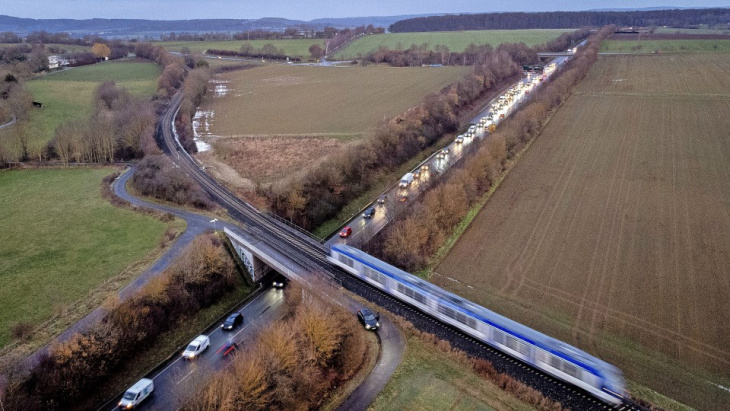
{"left": 272, "top": 275, "right": 288, "bottom": 289}
{"left": 216, "top": 340, "right": 238, "bottom": 357}
{"left": 363, "top": 207, "right": 376, "bottom": 219}
{"left": 377, "top": 194, "right": 387, "bottom": 204}
{"left": 221, "top": 312, "right": 243, "bottom": 330}
{"left": 357, "top": 308, "right": 380, "bottom": 331}
{"left": 339, "top": 226, "right": 352, "bottom": 238}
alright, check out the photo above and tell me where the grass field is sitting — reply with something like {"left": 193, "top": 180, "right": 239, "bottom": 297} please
{"left": 197, "top": 64, "right": 467, "bottom": 186}
{"left": 333, "top": 29, "right": 571, "bottom": 59}
{"left": 157, "top": 39, "right": 325, "bottom": 58}
{"left": 435, "top": 53, "right": 730, "bottom": 410}
{"left": 0, "top": 168, "right": 171, "bottom": 348}
{"left": 601, "top": 39, "right": 730, "bottom": 53}
{"left": 370, "top": 332, "right": 534, "bottom": 411}
{"left": 654, "top": 27, "right": 730, "bottom": 34}
{"left": 0, "top": 58, "right": 160, "bottom": 154}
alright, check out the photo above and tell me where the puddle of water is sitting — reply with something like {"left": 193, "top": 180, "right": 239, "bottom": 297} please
{"left": 193, "top": 109, "right": 216, "bottom": 152}
{"left": 214, "top": 84, "right": 228, "bottom": 97}
{"left": 210, "top": 79, "right": 231, "bottom": 97}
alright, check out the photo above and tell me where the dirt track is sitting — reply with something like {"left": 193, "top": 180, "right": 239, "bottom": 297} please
{"left": 436, "top": 53, "right": 730, "bottom": 410}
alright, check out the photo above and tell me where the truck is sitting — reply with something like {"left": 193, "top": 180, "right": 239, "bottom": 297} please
{"left": 399, "top": 173, "right": 414, "bottom": 188}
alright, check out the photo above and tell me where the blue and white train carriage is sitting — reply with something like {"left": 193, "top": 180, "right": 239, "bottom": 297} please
{"left": 328, "top": 244, "right": 626, "bottom": 405}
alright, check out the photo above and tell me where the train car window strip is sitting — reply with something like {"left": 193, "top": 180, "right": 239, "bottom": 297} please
{"left": 332, "top": 246, "right": 605, "bottom": 377}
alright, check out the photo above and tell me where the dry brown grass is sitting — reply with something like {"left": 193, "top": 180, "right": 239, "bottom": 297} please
{"left": 213, "top": 135, "right": 348, "bottom": 184}
{"left": 437, "top": 53, "right": 730, "bottom": 410}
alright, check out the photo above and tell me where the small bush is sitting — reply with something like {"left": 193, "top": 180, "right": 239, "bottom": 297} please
{"left": 10, "top": 322, "right": 33, "bottom": 341}
{"left": 131, "top": 154, "right": 213, "bottom": 209}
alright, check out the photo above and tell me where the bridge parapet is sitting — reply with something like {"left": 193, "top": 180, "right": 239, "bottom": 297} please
{"left": 225, "top": 228, "right": 273, "bottom": 282}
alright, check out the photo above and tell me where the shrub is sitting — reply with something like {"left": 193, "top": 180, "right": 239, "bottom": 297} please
{"left": 131, "top": 154, "right": 213, "bottom": 209}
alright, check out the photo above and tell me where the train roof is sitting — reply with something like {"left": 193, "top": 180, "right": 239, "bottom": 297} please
{"left": 332, "top": 244, "right": 619, "bottom": 375}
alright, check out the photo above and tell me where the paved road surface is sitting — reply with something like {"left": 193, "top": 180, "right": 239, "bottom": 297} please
{"left": 107, "top": 286, "right": 287, "bottom": 410}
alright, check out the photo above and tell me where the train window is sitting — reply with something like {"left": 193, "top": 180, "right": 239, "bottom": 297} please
{"left": 454, "top": 311, "right": 477, "bottom": 329}
{"left": 506, "top": 335, "right": 529, "bottom": 356}
{"left": 339, "top": 254, "right": 355, "bottom": 268}
{"left": 493, "top": 328, "right": 506, "bottom": 345}
{"left": 549, "top": 354, "right": 562, "bottom": 370}
{"left": 438, "top": 303, "right": 456, "bottom": 319}
{"left": 397, "top": 283, "right": 427, "bottom": 304}
{"left": 363, "top": 266, "right": 386, "bottom": 284}
{"left": 563, "top": 362, "right": 580, "bottom": 378}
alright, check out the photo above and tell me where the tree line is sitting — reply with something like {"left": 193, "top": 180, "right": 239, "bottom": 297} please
{"left": 356, "top": 28, "right": 588, "bottom": 68}
{"left": 364, "top": 26, "right": 615, "bottom": 272}
{"left": 389, "top": 8, "right": 730, "bottom": 32}
{"left": 182, "top": 283, "right": 368, "bottom": 410}
{"left": 207, "top": 45, "right": 297, "bottom": 61}
{"left": 1, "top": 234, "right": 239, "bottom": 410}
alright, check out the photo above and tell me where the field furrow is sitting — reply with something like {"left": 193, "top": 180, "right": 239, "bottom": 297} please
{"left": 436, "top": 53, "right": 730, "bottom": 410}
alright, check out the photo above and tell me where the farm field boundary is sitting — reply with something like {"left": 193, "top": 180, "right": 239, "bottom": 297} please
{"left": 158, "top": 39, "right": 324, "bottom": 58}
{"left": 334, "top": 29, "right": 571, "bottom": 59}
{"left": 435, "top": 53, "right": 730, "bottom": 410}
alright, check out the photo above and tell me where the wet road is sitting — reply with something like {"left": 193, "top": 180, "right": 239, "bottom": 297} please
{"left": 105, "top": 286, "right": 287, "bottom": 410}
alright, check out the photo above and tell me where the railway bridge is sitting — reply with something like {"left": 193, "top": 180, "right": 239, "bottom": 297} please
{"left": 225, "top": 227, "right": 313, "bottom": 284}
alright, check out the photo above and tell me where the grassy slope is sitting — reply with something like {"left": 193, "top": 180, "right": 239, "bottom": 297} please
{"left": 157, "top": 39, "right": 325, "bottom": 58}
{"left": 8, "top": 59, "right": 160, "bottom": 149}
{"left": 601, "top": 39, "right": 730, "bottom": 53}
{"left": 333, "top": 29, "right": 571, "bottom": 59}
{"left": 370, "top": 332, "right": 535, "bottom": 411}
{"left": 0, "top": 168, "right": 170, "bottom": 348}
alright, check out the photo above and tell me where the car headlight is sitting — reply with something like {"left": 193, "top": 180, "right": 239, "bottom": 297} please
{"left": 365, "top": 325, "right": 371, "bottom": 329}
{"left": 376, "top": 322, "right": 380, "bottom": 327}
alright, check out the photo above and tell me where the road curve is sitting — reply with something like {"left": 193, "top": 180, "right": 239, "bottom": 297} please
{"left": 337, "top": 316, "right": 405, "bottom": 411}
{"left": 113, "top": 167, "right": 406, "bottom": 410}
{"left": 21, "top": 167, "right": 226, "bottom": 369}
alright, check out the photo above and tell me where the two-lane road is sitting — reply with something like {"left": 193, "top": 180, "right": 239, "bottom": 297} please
{"left": 107, "top": 286, "right": 287, "bottom": 410}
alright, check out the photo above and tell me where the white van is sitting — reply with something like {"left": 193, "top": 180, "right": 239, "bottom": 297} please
{"left": 119, "top": 378, "right": 154, "bottom": 409}
{"left": 399, "top": 173, "right": 414, "bottom": 188}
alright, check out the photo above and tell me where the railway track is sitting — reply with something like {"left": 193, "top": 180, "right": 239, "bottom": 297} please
{"left": 157, "top": 90, "right": 647, "bottom": 411}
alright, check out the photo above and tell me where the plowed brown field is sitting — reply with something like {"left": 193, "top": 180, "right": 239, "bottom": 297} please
{"left": 436, "top": 53, "right": 730, "bottom": 410}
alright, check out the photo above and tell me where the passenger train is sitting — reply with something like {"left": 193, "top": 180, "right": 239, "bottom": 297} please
{"left": 328, "top": 244, "right": 626, "bottom": 405}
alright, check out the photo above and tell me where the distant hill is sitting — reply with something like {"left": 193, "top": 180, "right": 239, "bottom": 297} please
{"left": 389, "top": 8, "right": 730, "bottom": 32}
{"left": 0, "top": 14, "right": 439, "bottom": 38}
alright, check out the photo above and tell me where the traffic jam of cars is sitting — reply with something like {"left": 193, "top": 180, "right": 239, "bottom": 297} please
{"left": 333, "top": 65, "right": 553, "bottom": 247}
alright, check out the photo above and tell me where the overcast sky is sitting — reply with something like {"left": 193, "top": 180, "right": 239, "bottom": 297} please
{"left": 4, "top": 1, "right": 728, "bottom": 20}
